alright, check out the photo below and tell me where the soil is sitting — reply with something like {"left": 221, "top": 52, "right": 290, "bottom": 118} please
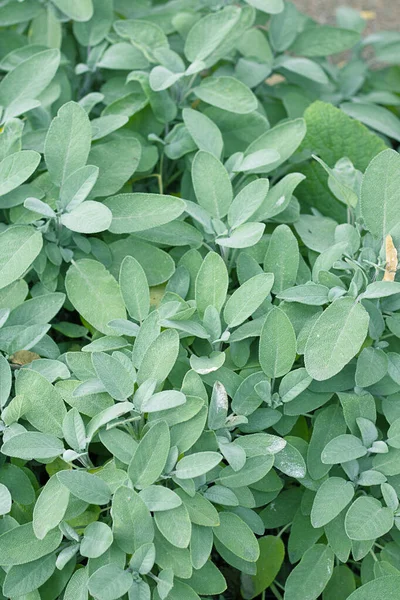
{"left": 293, "top": 0, "right": 400, "bottom": 32}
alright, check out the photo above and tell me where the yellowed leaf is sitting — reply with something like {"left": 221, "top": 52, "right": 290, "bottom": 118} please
{"left": 150, "top": 284, "right": 166, "bottom": 307}
{"left": 265, "top": 74, "right": 285, "bottom": 86}
{"left": 10, "top": 350, "right": 40, "bottom": 365}
{"left": 360, "top": 10, "right": 376, "bottom": 20}
{"left": 383, "top": 234, "right": 398, "bottom": 282}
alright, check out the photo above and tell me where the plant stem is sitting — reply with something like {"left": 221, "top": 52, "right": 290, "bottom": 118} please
{"left": 278, "top": 523, "right": 291, "bottom": 538}
{"left": 270, "top": 583, "right": 283, "bottom": 600}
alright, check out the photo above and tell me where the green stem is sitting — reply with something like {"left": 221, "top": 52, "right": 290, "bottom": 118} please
{"left": 370, "top": 549, "right": 378, "bottom": 562}
{"left": 270, "top": 583, "right": 283, "bottom": 600}
{"left": 278, "top": 522, "right": 291, "bottom": 538}
{"left": 274, "top": 580, "right": 285, "bottom": 592}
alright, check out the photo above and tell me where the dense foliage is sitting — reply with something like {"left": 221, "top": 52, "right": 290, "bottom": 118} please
{"left": 1, "top": 1, "right": 400, "bottom": 599}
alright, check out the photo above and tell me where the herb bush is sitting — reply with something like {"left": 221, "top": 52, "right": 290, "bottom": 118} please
{"left": 1, "top": 1, "right": 400, "bottom": 599}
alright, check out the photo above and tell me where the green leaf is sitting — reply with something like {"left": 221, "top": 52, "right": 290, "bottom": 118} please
{"left": 154, "top": 580, "right": 201, "bottom": 600}
{"left": 216, "top": 222, "right": 265, "bottom": 249}
{"left": 347, "top": 576, "right": 400, "bottom": 599}
{"left": 33, "top": 475, "right": 70, "bottom": 539}
{"left": 219, "top": 454, "right": 274, "bottom": 487}
{"left": 284, "top": 544, "right": 334, "bottom": 600}
{"left": 150, "top": 66, "right": 183, "bottom": 92}
{"left": 155, "top": 503, "right": 192, "bottom": 548}
{"left": 195, "top": 251, "right": 229, "bottom": 318}
{"left": 290, "top": 25, "right": 360, "bottom": 56}
{"left": 213, "top": 512, "right": 259, "bottom": 562}
{"left": 183, "top": 108, "right": 223, "bottom": 158}
{"left": 142, "top": 390, "right": 186, "bottom": 413}
{"left": 277, "top": 56, "right": 328, "bottom": 84}
{"left": 192, "top": 151, "right": 232, "bottom": 219}
{"left": 341, "top": 102, "right": 400, "bottom": 143}
{"left": 0, "top": 150, "right": 40, "bottom": 196}
{"left": 207, "top": 381, "right": 228, "bottom": 429}
{"left": 355, "top": 347, "right": 388, "bottom": 387}
{"left": 65, "top": 259, "right": 126, "bottom": 335}
{"left": 259, "top": 307, "right": 296, "bottom": 378}
{"left": 64, "top": 567, "right": 89, "bottom": 600}
{"left": 99, "top": 427, "right": 136, "bottom": 464}
{"left": 361, "top": 281, "right": 400, "bottom": 299}
{"left": 0, "top": 0, "right": 43, "bottom": 25}
{"left": 0, "top": 48, "right": 60, "bottom": 120}
{"left": 345, "top": 496, "right": 394, "bottom": 540}
{"left": 223, "top": 274, "right": 274, "bottom": 328}
{"left": 56, "top": 470, "right": 111, "bottom": 505}
{"left": 323, "top": 565, "right": 356, "bottom": 600}
{"left": 88, "top": 133, "right": 141, "bottom": 198}
{"left": 274, "top": 441, "right": 306, "bottom": 478}
{"left": 263, "top": 224, "right": 299, "bottom": 293}
{"left": 305, "top": 298, "right": 369, "bottom": 381}
{"left": 111, "top": 485, "right": 154, "bottom": 553}
{"left": 279, "top": 368, "right": 312, "bottom": 404}
{"left": 312, "top": 155, "right": 358, "bottom": 208}
{"left": 114, "top": 18, "right": 168, "bottom": 57}
{"left": 228, "top": 178, "right": 269, "bottom": 229}
{"left": 59, "top": 164, "right": 99, "bottom": 210}
{"left": 104, "top": 193, "right": 186, "bottom": 233}
{"left": 129, "top": 542, "right": 155, "bottom": 574}
{"left": 184, "top": 6, "right": 241, "bottom": 62}
{"left": 175, "top": 490, "right": 220, "bottom": 527}
{"left": 244, "top": 118, "right": 306, "bottom": 174}
{"left": 0, "top": 226, "right": 42, "bottom": 290}
{"left": 360, "top": 149, "right": 400, "bottom": 239}
{"left": 0, "top": 523, "right": 62, "bottom": 566}
{"left": 193, "top": 76, "right": 258, "bottom": 114}
{"left": 73, "top": 0, "right": 113, "bottom": 45}
{"left": 44, "top": 101, "right": 92, "bottom": 186}
{"left": 307, "top": 404, "right": 346, "bottom": 480}
{"left": 60, "top": 200, "right": 112, "bottom": 234}
{"left": 15, "top": 368, "right": 66, "bottom": 436}
{"left": 254, "top": 173, "right": 305, "bottom": 221}
{"left": 92, "top": 352, "right": 134, "bottom": 401}
{"left": 297, "top": 101, "right": 387, "bottom": 220}
{"left": 137, "top": 329, "right": 179, "bottom": 386}
{"left": 139, "top": 486, "right": 182, "bottom": 512}
{"left": 51, "top": 0, "right": 93, "bottom": 21}
{"left": 1, "top": 432, "right": 64, "bottom": 460}
{"left": 321, "top": 434, "right": 367, "bottom": 464}
{"left": 128, "top": 421, "right": 170, "bottom": 489}
{"left": 277, "top": 284, "right": 329, "bottom": 306}
{"left": 119, "top": 255, "right": 150, "bottom": 323}
{"left": 0, "top": 354, "right": 11, "bottom": 408}
{"left": 80, "top": 521, "right": 113, "bottom": 558}
{"left": 3, "top": 553, "right": 56, "bottom": 597}
{"left": 88, "top": 564, "right": 133, "bottom": 600}
{"left": 242, "top": 535, "right": 284, "bottom": 598}
{"left": 176, "top": 451, "right": 222, "bottom": 479}
{"left": 185, "top": 560, "right": 227, "bottom": 595}
{"left": 311, "top": 477, "right": 355, "bottom": 528}
{"left": 0, "top": 483, "right": 11, "bottom": 516}
{"left": 269, "top": 1, "right": 300, "bottom": 51}
{"left": 387, "top": 418, "right": 400, "bottom": 448}
{"left": 244, "top": 0, "right": 283, "bottom": 13}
